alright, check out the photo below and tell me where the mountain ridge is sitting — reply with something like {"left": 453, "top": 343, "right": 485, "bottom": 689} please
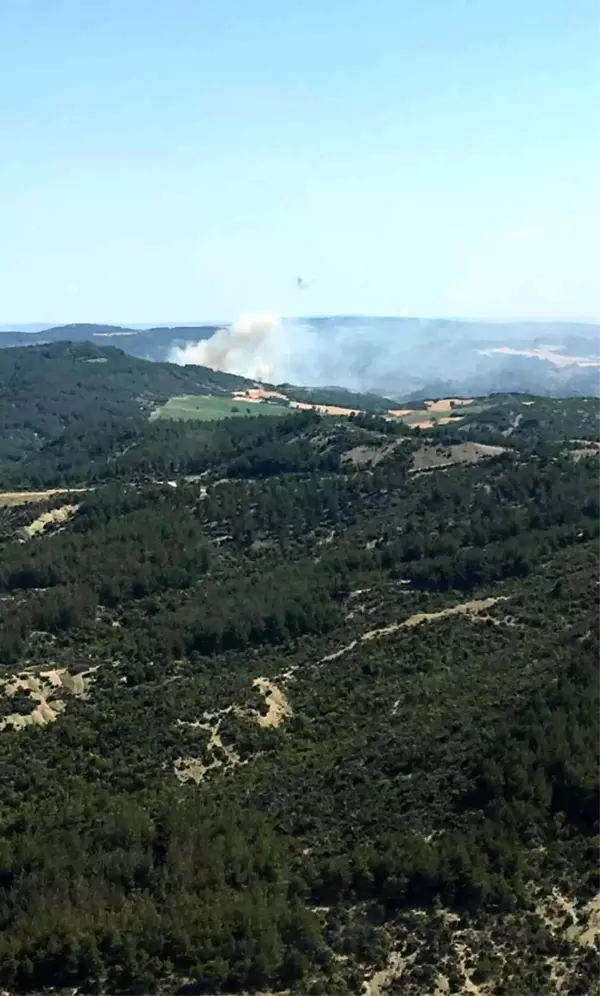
{"left": 1, "top": 318, "right": 598, "bottom": 399}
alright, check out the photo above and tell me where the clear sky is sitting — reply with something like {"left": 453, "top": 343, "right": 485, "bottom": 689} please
{"left": 0, "top": 0, "right": 598, "bottom": 324}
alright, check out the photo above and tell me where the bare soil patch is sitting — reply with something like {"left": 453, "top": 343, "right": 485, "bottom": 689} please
{"left": 250, "top": 677, "right": 292, "bottom": 728}
{"left": 315, "top": 598, "right": 508, "bottom": 670}
{"left": 0, "top": 666, "right": 96, "bottom": 732}
{"left": 25, "top": 503, "right": 79, "bottom": 537}
{"left": 362, "top": 951, "right": 405, "bottom": 996}
{"left": 412, "top": 442, "right": 506, "bottom": 471}
{"left": 425, "top": 398, "right": 474, "bottom": 412}
{"left": 174, "top": 712, "right": 240, "bottom": 783}
{"left": 362, "top": 597, "right": 507, "bottom": 642}
{"left": 569, "top": 440, "right": 600, "bottom": 462}
{"left": 343, "top": 442, "right": 398, "bottom": 467}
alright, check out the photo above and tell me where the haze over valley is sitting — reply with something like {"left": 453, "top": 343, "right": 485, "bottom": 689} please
{"left": 2, "top": 314, "right": 599, "bottom": 400}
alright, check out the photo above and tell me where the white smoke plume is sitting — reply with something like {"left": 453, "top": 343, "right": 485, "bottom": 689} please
{"left": 168, "top": 314, "right": 600, "bottom": 397}
{"left": 168, "top": 312, "right": 372, "bottom": 388}
{"left": 170, "top": 313, "right": 283, "bottom": 382}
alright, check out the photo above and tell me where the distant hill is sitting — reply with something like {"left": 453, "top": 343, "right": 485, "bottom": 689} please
{"left": 0, "top": 341, "right": 398, "bottom": 484}
{"left": 0, "top": 341, "right": 251, "bottom": 468}
{"left": 1, "top": 317, "right": 598, "bottom": 397}
{"left": 0, "top": 322, "right": 218, "bottom": 361}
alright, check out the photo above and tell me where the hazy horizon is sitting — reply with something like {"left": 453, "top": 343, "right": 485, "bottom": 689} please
{"left": 2, "top": 313, "right": 600, "bottom": 333}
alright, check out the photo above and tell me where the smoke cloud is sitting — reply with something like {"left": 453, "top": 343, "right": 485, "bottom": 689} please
{"left": 168, "top": 313, "right": 397, "bottom": 389}
{"left": 170, "top": 313, "right": 282, "bottom": 382}
{"left": 168, "top": 314, "right": 600, "bottom": 398}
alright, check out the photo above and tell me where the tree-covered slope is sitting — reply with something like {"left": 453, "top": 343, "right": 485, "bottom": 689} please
{"left": 0, "top": 343, "right": 402, "bottom": 487}
{"left": 0, "top": 342, "right": 252, "bottom": 473}
{"left": 0, "top": 386, "right": 597, "bottom": 995}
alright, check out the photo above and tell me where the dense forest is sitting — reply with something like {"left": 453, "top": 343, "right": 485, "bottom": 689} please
{"left": 0, "top": 346, "right": 598, "bottom": 994}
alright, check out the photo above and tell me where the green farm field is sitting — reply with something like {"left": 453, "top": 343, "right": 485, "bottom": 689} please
{"left": 153, "top": 394, "right": 290, "bottom": 421}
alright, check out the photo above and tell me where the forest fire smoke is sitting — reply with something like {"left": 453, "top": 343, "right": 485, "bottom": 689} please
{"left": 170, "top": 313, "right": 282, "bottom": 382}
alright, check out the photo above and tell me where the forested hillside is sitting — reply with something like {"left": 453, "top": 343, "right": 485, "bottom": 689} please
{"left": 0, "top": 343, "right": 398, "bottom": 486}
{"left": 0, "top": 356, "right": 598, "bottom": 995}
{"left": 0, "top": 342, "right": 251, "bottom": 473}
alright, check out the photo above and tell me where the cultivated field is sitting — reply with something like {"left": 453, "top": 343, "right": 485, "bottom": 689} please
{"left": 153, "top": 394, "right": 290, "bottom": 421}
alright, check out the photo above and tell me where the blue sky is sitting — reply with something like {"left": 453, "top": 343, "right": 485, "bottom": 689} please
{"left": 0, "top": 0, "right": 598, "bottom": 323}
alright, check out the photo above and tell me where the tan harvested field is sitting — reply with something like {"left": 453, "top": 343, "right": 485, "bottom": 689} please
{"left": 425, "top": 397, "right": 474, "bottom": 412}
{"left": 289, "top": 400, "right": 361, "bottom": 416}
{"left": 387, "top": 397, "right": 486, "bottom": 429}
{"left": 0, "top": 488, "right": 86, "bottom": 507}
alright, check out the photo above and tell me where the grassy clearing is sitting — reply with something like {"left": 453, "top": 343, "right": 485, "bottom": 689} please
{"left": 153, "top": 393, "right": 290, "bottom": 421}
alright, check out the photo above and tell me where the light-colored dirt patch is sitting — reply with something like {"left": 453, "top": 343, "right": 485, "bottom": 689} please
{"left": 174, "top": 757, "right": 207, "bottom": 784}
{"left": 315, "top": 598, "right": 508, "bottom": 671}
{"left": 343, "top": 442, "right": 398, "bottom": 467}
{"left": 319, "top": 640, "right": 358, "bottom": 664}
{"left": 0, "top": 489, "right": 86, "bottom": 508}
{"left": 538, "top": 889, "right": 600, "bottom": 949}
{"left": 24, "top": 503, "right": 79, "bottom": 537}
{"left": 363, "top": 597, "right": 507, "bottom": 641}
{"left": 387, "top": 408, "right": 414, "bottom": 417}
{"left": 412, "top": 442, "right": 506, "bottom": 471}
{"left": 362, "top": 951, "right": 405, "bottom": 996}
{"left": 175, "top": 681, "right": 292, "bottom": 784}
{"left": 568, "top": 440, "right": 600, "bottom": 462}
{"left": 174, "top": 713, "right": 240, "bottom": 783}
{"left": 453, "top": 942, "right": 484, "bottom": 994}
{"left": 0, "top": 666, "right": 96, "bottom": 732}
{"left": 522, "top": 400, "right": 536, "bottom": 405}
{"left": 571, "top": 447, "right": 600, "bottom": 462}
{"left": 250, "top": 677, "right": 292, "bottom": 728}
